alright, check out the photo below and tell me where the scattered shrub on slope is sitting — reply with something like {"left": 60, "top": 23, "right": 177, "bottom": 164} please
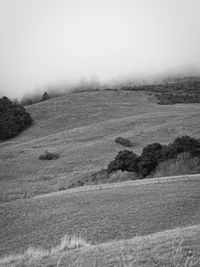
{"left": 39, "top": 151, "right": 59, "bottom": 160}
{"left": 115, "top": 137, "right": 133, "bottom": 147}
{"left": 0, "top": 96, "right": 33, "bottom": 140}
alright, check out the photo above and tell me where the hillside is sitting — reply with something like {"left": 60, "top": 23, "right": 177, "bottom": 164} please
{"left": 3, "top": 224, "right": 199, "bottom": 267}
{"left": 0, "top": 176, "right": 200, "bottom": 257}
{"left": 0, "top": 90, "right": 200, "bottom": 202}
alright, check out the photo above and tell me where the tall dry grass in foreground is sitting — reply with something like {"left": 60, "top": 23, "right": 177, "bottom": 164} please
{"left": 0, "top": 235, "right": 89, "bottom": 266}
{"left": 152, "top": 152, "right": 200, "bottom": 178}
{"left": 1, "top": 235, "right": 200, "bottom": 267}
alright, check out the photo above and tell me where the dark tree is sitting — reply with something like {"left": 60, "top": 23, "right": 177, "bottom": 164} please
{"left": 107, "top": 135, "right": 200, "bottom": 178}
{"left": 41, "top": 92, "right": 50, "bottom": 101}
{"left": 0, "top": 96, "right": 33, "bottom": 140}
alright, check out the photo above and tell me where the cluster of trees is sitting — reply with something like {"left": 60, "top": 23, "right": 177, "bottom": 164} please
{"left": 21, "top": 91, "right": 51, "bottom": 106}
{"left": 120, "top": 78, "right": 200, "bottom": 104}
{"left": 155, "top": 93, "right": 200, "bottom": 105}
{"left": 107, "top": 136, "right": 200, "bottom": 178}
{"left": 0, "top": 96, "right": 33, "bottom": 140}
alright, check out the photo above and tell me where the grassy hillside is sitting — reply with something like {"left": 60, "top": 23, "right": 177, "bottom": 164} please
{"left": 0, "top": 90, "right": 200, "bottom": 202}
{"left": 0, "top": 177, "right": 200, "bottom": 257}
{"left": 3, "top": 225, "right": 199, "bottom": 267}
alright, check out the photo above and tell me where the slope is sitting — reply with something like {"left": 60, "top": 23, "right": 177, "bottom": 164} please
{"left": 5, "top": 225, "right": 200, "bottom": 267}
{"left": 0, "top": 90, "right": 200, "bottom": 202}
{"left": 0, "top": 176, "right": 200, "bottom": 257}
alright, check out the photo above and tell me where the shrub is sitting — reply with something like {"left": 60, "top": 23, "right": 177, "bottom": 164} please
{"left": 115, "top": 137, "right": 133, "bottom": 147}
{"left": 138, "top": 143, "right": 166, "bottom": 177}
{"left": 39, "top": 151, "right": 59, "bottom": 160}
{"left": 137, "top": 157, "right": 157, "bottom": 178}
{"left": 107, "top": 135, "right": 200, "bottom": 178}
{"left": 151, "top": 152, "right": 200, "bottom": 178}
{"left": 0, "top": 96, "right": 33, "bottom": 140}
{"left": 107, "top": 150, "right": 138, "bottom": 173}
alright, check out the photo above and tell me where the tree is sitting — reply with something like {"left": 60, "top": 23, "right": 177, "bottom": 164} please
{"left": 41, "top": 92, "right": 50, "bottom": 101}
{"left": 0, "top": 96, "right": 33, "bottom": 140}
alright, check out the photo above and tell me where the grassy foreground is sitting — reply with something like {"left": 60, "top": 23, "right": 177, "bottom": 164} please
{"left": 1, "top": 177, "right": 200, "bottom": 258}
{"left": 1, "top": 224, "right": 200, "bottom": 267}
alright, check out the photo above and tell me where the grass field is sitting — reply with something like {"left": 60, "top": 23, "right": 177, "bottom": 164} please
{"left": 1, "top": 177, "right": 200, "bottom": 257}
{"left": 0, "top": 90, "right": 200, "bottom": 202}
{"left": 1, "top": 89, "right": 200, "bottom": 266}
{"left": 6, "top": 224, "right": 199, "bottom": 267}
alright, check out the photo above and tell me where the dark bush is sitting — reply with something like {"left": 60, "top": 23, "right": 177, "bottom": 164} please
{"left": 137, "top": 157, "right": 157, "bottom": 177}
{"left": 107, "top": 135, "right": 200, "bottom": 178}
{"left": 0, "top": 96, "right": 33, "bottom": 140}
{"left": 107, "top": 150, "right": 138, "bottom": 173}
{"left": 39, "top": 151, "right": 59, "bottom": 160}
{"left": 115, "top": 137, "right": 133, "bottom": 147}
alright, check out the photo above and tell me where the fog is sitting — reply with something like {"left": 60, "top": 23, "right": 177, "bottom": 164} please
{"left": 0, "top": 0, "right": 200, "bottom": 98}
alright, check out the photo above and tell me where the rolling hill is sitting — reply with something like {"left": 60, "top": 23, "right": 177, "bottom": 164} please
{"left": 10, "top": 224, "right": 200, "bottom": 267}
{"left": 0, "top": 90, "right": 200, "bottom": 203}
{"left": 0, "top": 175, "right": 200, "bottom": 258}
{"left": 1, "top": 89, "right": 200, "bottom": 266}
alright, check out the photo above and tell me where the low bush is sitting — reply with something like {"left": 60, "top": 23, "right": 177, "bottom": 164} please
{"left": 115, "top": 137, "right": 133, "bottom": 147}
{"left": 39, "top": 151, "right": 59, "bottom": 160}
{"left": 0, "top": 96, "right": 33, "bottom": 140}
{"left": 107, "top": 135, "right": 200, "bottom": 178}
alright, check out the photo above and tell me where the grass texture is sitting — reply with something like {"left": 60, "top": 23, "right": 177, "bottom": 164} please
{"left": 1, "top": 225, "right": 200, "bottom": 267}
{"left": 0, "top": 177, "right": 200, "bottom": 257}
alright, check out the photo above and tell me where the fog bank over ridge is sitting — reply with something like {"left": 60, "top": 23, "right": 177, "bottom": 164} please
{"left": 0, "top": 0, "right": 200, "bottom": 98}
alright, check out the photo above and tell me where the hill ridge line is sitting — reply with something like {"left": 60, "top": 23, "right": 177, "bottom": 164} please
{"left": 31, "top": 173, "right": 200, "bottom": 200}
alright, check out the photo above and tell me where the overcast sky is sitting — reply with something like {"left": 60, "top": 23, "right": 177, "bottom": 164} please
{"left": 0, "top": 0, "right": 200, "bottom": 98}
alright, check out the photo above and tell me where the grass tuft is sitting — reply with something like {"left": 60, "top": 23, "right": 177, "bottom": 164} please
{"left": 0, "top": 235, "right": 89, "bottom": 266}
{"left": 51, "top": 235, "right": 90, "bottom": 254}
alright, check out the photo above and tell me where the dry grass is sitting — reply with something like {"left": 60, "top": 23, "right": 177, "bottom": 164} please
{"left": 1, "top": 178, "right": 200, "bottom": 258}
{"left": 109, "top": 170, "right": 137, "bottom": 182}
{"left": 152, "top": 152, "right": 200, "bottom": 178}
{"left": 0, "top": 235, "right": 89, "bottom": 266}
{"left": 2, "top": 225, "right": 200, "bottom": 267}
{"left": 51, "top": 235, "right": 90, "bottom": 254}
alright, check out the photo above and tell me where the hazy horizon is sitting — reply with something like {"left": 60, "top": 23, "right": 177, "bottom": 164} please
{"left": 1, "top": 0, "right": 200, "bottom": 98}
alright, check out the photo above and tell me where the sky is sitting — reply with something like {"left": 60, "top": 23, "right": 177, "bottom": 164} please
{"left": 0, "top": 0, "right": 200, "bottom": 98}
